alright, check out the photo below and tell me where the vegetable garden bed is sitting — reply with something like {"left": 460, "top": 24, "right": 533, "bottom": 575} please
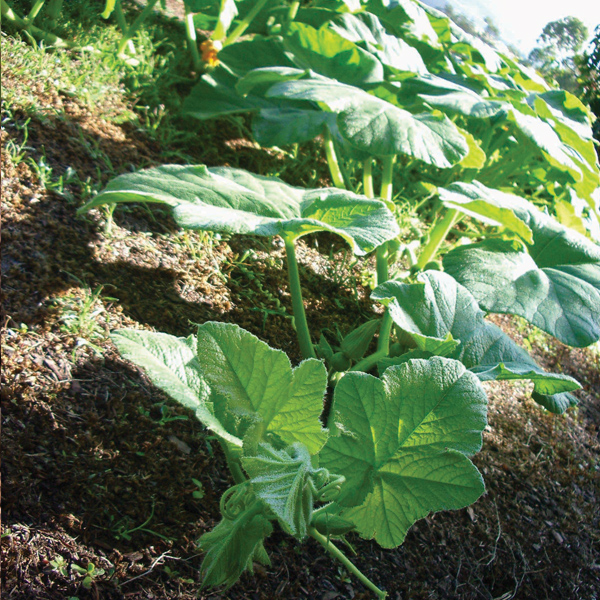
{"left": 2, "top": 1, "right": 600, "bottom": 599}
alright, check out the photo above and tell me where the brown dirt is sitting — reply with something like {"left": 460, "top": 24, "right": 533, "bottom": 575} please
{"left": 2, "top": 44, "right": 600, "bottom": 600}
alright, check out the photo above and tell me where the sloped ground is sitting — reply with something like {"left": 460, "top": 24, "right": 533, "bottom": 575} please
{"left": 2, "top": 40, "right": 599, "bottom": 600}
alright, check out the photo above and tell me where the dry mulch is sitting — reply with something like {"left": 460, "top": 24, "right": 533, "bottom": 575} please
{"left": 2, "top": 45, "right": 599, "bottom": 600}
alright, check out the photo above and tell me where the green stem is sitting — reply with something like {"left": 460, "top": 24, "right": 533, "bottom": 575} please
{"left": 26, "top": 0, "right": 45, "bottom": 23}
{"left": 113, "top": 0, "right": 136, "bottom": 54}
{"left": 363, "top": 158, "right": 374, "bottom": 198}
{"left": 284, "top": 236, "right": 316, "bottom": 359}
{"left": 415, "top": 208, "right": 460, "bottom": 271}
{"left": 323, "top": 127, "right": 345, "bottom": 189}
{"left": 375, "top": 155, "right": 395, "bottom": 286}
{"left": 309, "top": 527, "right": 387, "bottom": 599}
{"left": 220, "top": 441, "right": 246, "bottom": 485}
{"left": 350, "top": 348, "right": 389, "bottom": 374}
{"left": 184, "top": 2, "right": 202, "bottom": 71}
{"left": 380, "top": 155, "right": 395, "bottom": 203}
{"left": 376, "top": 312, "right": 393, "bottom": 354}
{"left": 375, "top": 245, "right": 388, "bottom": 285}
{"left": 2, "top": 0, "right": 70, "bottom": 46}
{"left": 113, "top": 0, "right": 128, "bottom": 32}
{"left": 286, "top": 0, "right": 300, "bottom": 26}
{"left": 223, "top": 0, "right": 270, "bottom": 46}
{"left": 117, "top": 0, "right": 159, "bottom": 57}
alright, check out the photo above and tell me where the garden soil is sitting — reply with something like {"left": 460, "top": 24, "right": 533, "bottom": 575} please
{"left": 2, "top": 52, "right": 600, "bottom": 600}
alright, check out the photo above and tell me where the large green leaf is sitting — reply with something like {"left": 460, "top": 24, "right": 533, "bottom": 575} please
{"left": 397, "top": 75, "right": 507, "bottom": 119}
{"left": 183, "top": 67, "right": 275, "bottom": 120}
{"left": 284, "top": 22, "right": 385, "bottom": 85}
{"left": 506, "top": 108, "right": 583, "bottom": 182}
{"left": 372, "top": 271, "right": 581, "bottom": 412}
{"left": 267, "top": 76, "right": 469, "bottom": 164}
{"left": 320, "top": 358, "right": 487, "bottom": 548}
{"left": 218, "top": 37, "right": 297, "bottom": 76}
{"left": 329, "top": 12, "right": 427, "bottom": 74}
{"left": 111, "top": 330, "right": 241, "bottom": 446}
{"left": 367, "top": 0, "right": 439, "bottom": 46}
{"left": 195, "top": 322, "right": 328, "bottom": 454}
{"left": 438, "top": 181, "right": 533, "bottom": 243}
{"left": 242, "top": 442, "right": 321, "bottom": 539}
{"left": 443, "top": 198, "right": 600, "bottom": 347}
{"left": 78, "top": 165, "right": 400, "bottom": 254}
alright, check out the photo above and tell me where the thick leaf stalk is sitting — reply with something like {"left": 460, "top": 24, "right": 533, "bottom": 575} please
{"left": 117, "top": 0, "right": 159, "bottom": 57}
{"left": 416, "top": 208, "right": 460, "bottom": 271}
{"left": 323, "top": 127, "right": 346, "bottom": 189}
{"left": 284, "top": 237, "right": 316, "bottom": 359}
{"left": 2, "top": 0, "right": 70, "bottom": 47}
{"left": 184, "top": 2, "right": 202, "bottom": 71}
{"left": 223, "top": 0, "right": 270, "bottom": 46}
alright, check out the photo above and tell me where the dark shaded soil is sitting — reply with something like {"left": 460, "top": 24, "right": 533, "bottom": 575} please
{"left": 2, "top": 41, "right": 600, "bottom": 600}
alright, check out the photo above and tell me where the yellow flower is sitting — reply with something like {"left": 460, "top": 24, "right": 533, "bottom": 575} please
{"left": 200, "top": 40, "right": 221, "bottom": 68}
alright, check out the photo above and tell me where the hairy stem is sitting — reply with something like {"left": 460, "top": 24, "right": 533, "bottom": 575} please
{"left": 323, "top": 127, "right": 346, "bottom": 189}
{"left": 184, "top": 2, "right": 202, "bottom": 71}
{"left": 284, "top": 236, "right": 316, "bottom": 359}
{"left": 309, "top": 527, "right": 387, "bottom": 599}
{"left": 415, "top": 208, "right": 459, "bottom": 271}
{"left": 223, "top": 0, "right": 270, "bottom": 46}
{"left": 117, "top": 0, "right": 159, "bottom": 57}
{"left": 220, "top": 441, "right": 246, "bottom": 485}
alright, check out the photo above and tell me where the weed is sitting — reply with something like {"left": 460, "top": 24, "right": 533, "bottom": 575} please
{"left": 71, "top": 562, "right": 105, "bottom": 589}
{"left": 50, "top": 555, "right": 69, "bottom": 577}
{"left": 51, "top": 276, "right": 117, "bottom": 354}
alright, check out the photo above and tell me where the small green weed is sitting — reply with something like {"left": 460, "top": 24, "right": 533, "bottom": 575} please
{"left": 50, "top": 555, "right": 69, "bottom": 577}
{"left": 71, "top": 562, "right": 105, "bottom": 589}
{"left": 51, "top": 276, "right": 117, "bottom": 355}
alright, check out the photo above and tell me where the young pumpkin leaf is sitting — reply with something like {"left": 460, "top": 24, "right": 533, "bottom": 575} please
{"left": 372, "top": 271, "right": 581, "bottom": 411}
{"left": 199, "top": 497, "right": 273, "bottom": 589}
{"left": 320, "top": 357, "right": 487, "bottom": 548}
{"left": 242, "top": 442, "right": 324, "bottom": 539}
{"left": 443, "top": 197, "right": 600, "bottom": 348}
{"left": 195, "top": 322, "right": 328, "bottom": 454}
{"left": 78, "top": 165, "right": 400, "bottom": 254}
{"left": 266, "top": 76, "right": 469, "bottom": 165}
{"left": 340, "top": 319, "right": 381, "bottom": 360}
{"left": 111, "top": 330, "right": 241, "bottom": 446}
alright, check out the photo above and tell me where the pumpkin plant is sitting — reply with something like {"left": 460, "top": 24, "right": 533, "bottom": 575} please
{"left": 77, "top": 0, "right": 600, "bottom": 596}
{"left": 111, "top": 321, "right": 489, "bottom": 597}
